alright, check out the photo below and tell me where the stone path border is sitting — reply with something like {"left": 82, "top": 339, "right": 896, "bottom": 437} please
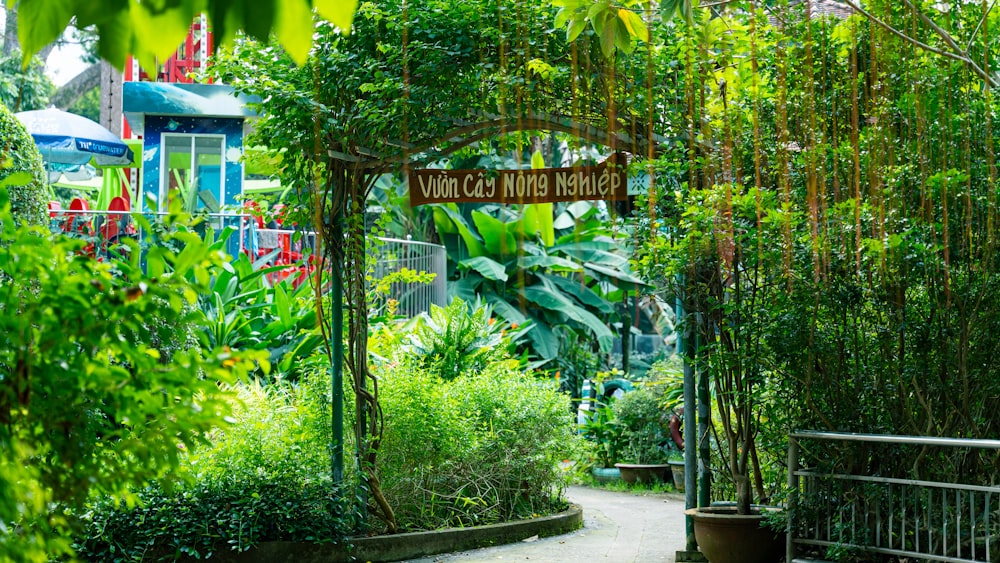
{"left": 187, "top": 486, "right": 689, "bottom": 562}
{"left": 199, "top": 503, "right": 583, "bottom": 563}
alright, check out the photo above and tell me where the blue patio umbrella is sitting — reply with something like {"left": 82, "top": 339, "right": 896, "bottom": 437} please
{"left": 15, "top": 108, "right": 134, "bottom": 168}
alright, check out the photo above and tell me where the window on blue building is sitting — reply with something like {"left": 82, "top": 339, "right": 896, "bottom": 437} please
{"left": 160, "top": 134, "right": 225, "bottom": 213}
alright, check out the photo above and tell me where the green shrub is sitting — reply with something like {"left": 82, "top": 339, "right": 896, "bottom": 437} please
{"left": 611, "top": 387, "right": 673, "bottom": 465}
{"left": 75, "top": 380, "right": 351, "bottom": 560}
{"left": 0, "top": 101, "right": 47, "bottom": 227}
{"left": 75, "top": 479, "right": 349, "bottom": 561}
{"left": 0, "top": 188, "right": 260, "bottom": 561}
{"left": 374, "top": 356, "right": 576, "bottom": 531}
{"left": 404, "top": 297, "right": 528, "bottom": 380}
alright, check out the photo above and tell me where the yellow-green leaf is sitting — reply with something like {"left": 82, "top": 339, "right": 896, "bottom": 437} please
{"left": 274, "top": 0, "right": 315, "bottom": 64}
{"left": 129, "top": 2, "right": 197, "bottom": 64}
{"left": 17, "top": 0, "right": 73, "bottom": 68}
{"left": 587, "top": 1, "right": 610, "bottom": 21}
{"left": 554, "top": 7, "right": 573, "bottom": 29}
{"left": 600, "top": 13, "right": 617, "bottom": 57}
{"left": 567, "top": 17, "right": 588, "bottom": 42}
{"left": 531, "top": 150, "right": 545, "bottom": 170}
{"left": 618, "top": 9, "right": 648, "bottom": 40}
{"left": 614, "top": 15, "right": 634, "bottom": 53}
{"left": 315, "top": 0, "right": 359, "bottom": 33}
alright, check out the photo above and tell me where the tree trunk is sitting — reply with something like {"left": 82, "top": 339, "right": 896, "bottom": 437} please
{"left": 2, "top": 2, "right": 19, "bottom": 57}
{"left": 50, "top": 63, "right": 100, "bottom": 110}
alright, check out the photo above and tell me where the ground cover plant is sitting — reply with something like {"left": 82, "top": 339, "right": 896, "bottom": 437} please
{"left": 75, "top": 378, "right": 351, "bottom": 560}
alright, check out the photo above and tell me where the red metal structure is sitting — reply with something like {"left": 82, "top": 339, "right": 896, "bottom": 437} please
{"left": 123, "top": 15, "right": 213, "bottom": 85}
{"left": 122, "top": 14, "right": 213, "bottom": 140}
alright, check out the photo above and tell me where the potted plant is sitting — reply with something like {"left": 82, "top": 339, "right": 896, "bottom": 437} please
{"left": 667, "top": 448, "right": 685, "bottom": 492}
{"left": 667, "top": 186, "right": 785, "bottom": 563}
{"left": 581, "top": 400, "right": 623, "bottom": 482}
{"left": 610, "top": 387, "right": 674, "bottom": 484}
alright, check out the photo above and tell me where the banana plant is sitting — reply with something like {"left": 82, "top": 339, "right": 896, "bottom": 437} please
{"left": 432, "top": 196, "right": 649, "bottom": 362}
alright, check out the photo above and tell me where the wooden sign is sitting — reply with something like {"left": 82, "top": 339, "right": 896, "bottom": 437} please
{"left": 408, "top": 153, "right": 628, "bottom": 206}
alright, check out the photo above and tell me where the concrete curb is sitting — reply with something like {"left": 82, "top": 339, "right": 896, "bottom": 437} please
{"left": 201, "top": 504, "right": 584, "bottom": 563}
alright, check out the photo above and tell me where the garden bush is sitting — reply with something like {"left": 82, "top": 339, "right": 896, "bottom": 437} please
{"left": 373, "top": 340, "right": 578, "bottom": 531}
{"left": 611, "top": 387, "right": 674, "bottom": 465}
{"left": 0, "top": 189, "right": 260, "bottom": 561}
{"left": 0, "top": 101, "right": 47, "bottom": 227}
{"left": 75, "top": 379, "right": 352, "bottom": 560}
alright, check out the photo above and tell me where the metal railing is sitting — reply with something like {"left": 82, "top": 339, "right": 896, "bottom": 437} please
{"left": 50, "top": 209, "right": 249, "bottom": 260}
{"left": 372, "top": 237, "right": 448, "bottom": 319}
{"left": 49, "top": 210, "right": 447, "bottom": 316}
{"left": 787, "top": 431, "right": 1000, "bottom": 563}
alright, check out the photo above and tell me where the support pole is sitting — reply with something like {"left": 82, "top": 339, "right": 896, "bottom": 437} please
{"left": 331, "top": 215, "right": 344, "bottom": 487}
{"left": 677, "top": 288, "right": 699, "bottom": 552}
{"left": 786, "top": 436, "right": 799, "bottom": 563}
{"left": 678, "top": 301, "right": 707, "bottom": 562}
{"left": 682, "top": 322, "right": 697, "bottom": 551}
{"left": 696, "top": 314, "right": 711, "bottom": 509}
{"left": 622, "top": 292, "right": 631, "bottom": 375}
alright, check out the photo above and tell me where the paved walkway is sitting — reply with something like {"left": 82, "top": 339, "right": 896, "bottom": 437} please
{"left": 407, "top": 486, "right": 688, "bottom": 563}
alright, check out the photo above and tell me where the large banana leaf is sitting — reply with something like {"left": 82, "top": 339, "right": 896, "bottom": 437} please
{"left": 522, "top": 281, "right": 613, "bottom": 352}
{"left": 473, "top": 210, "right": 517, "bottom": 258}
{"left": 483, "top": 293, "right": 528, "bottom": 325}
{"left": 434, "top": 204, "right": 486, "bottom": 258}
{"left": 541, "top": 273, "right": 615, "bottom": 313}
{"left": 452, "top": 274, "right": 484, "bottom": 303}
{"left": 523, "top": 310, "right": 559, "bottom": 360}
{"left": 550, "top": 239, "right": 619, "bottom": 253}
{"left": 584, "top": 262, "right": 652, "bottom": 292}
{"left": 460, "top": 256, "right": 509, "bottom": 281}
{"left": 518, "top": 255, "right": 583, "bottom": 272}
{"left": 522, "top": 203, "right": 555, "bottom": 246}
{"left": 521, "top": 150, "right": 556, "bottom": 246}
{"left": 556, "top": 246, "right": 630, "bottom": 268}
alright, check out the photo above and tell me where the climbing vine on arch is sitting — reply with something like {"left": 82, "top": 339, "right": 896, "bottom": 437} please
{"left": 210, "top": 0, "right": 660, "bottom": 531}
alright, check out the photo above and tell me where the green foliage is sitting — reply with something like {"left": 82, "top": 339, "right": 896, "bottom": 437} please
{"left": 75, "top": 480, "right": 348, "bottom": 561}
{"left": 0, "top": 52, "right": 53, "bottom": 112}
{"left": 580, "top": 401, "right": 620, "bottom": 468}
{"left": 0, "top": 187, "right": 262, "bottom": 561}
{"left": 611, "top": 387, "right": 673, "bottom": 465}
{"left": 74, "top": 379, "right": 350, "bottom": 560}
{"left": 0, "top": 101, "right": 47, "bottom": 227}
{"left": 374, "top": 355, "right": 577, "bottom": 531}
{"left": 405, "top": 297, "right": 528, "bottom": 380}
{"left": 553, "top": 0, "right": 655, "bottom": 56}
{"left": 15, "top": 0, "right": 359, "bottom": 70}
{"left": 199, "top": 250, "right": 323, "bottom": 380}
{"left": 438, "top": 200, "right": 642, "bottom": 362}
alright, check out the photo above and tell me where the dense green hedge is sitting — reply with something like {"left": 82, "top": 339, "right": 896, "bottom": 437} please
{"left": 0, "top": 101, "right": 47, "bottom": 226}
{"left": 74, "top": 381, "right": 351, "bottom": 560}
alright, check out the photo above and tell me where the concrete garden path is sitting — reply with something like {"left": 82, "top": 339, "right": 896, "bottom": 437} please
{"left": 407, "top": 486, "right": 688, "bottom": 563}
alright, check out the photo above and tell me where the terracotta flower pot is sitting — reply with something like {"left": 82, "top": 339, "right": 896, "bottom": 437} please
{"left": 685, "top": 506, "right": 783, "bottom": 563}
{"left": 668, "top": 460, "right": 685, "bottom": 492}
{"left": 613, "top": 463, "right": 671, "bottom": 484}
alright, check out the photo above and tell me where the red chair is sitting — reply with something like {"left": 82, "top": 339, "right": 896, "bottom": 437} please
{"left": 65, "top": 198, "right": 92, "bottom": 235}
{"left": 100, "top": 196, "right": 130, "bottom": 241}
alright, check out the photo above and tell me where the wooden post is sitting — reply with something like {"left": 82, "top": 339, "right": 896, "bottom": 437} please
{"left": 99, "top": 60, "right": 123, "bottom": 137}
